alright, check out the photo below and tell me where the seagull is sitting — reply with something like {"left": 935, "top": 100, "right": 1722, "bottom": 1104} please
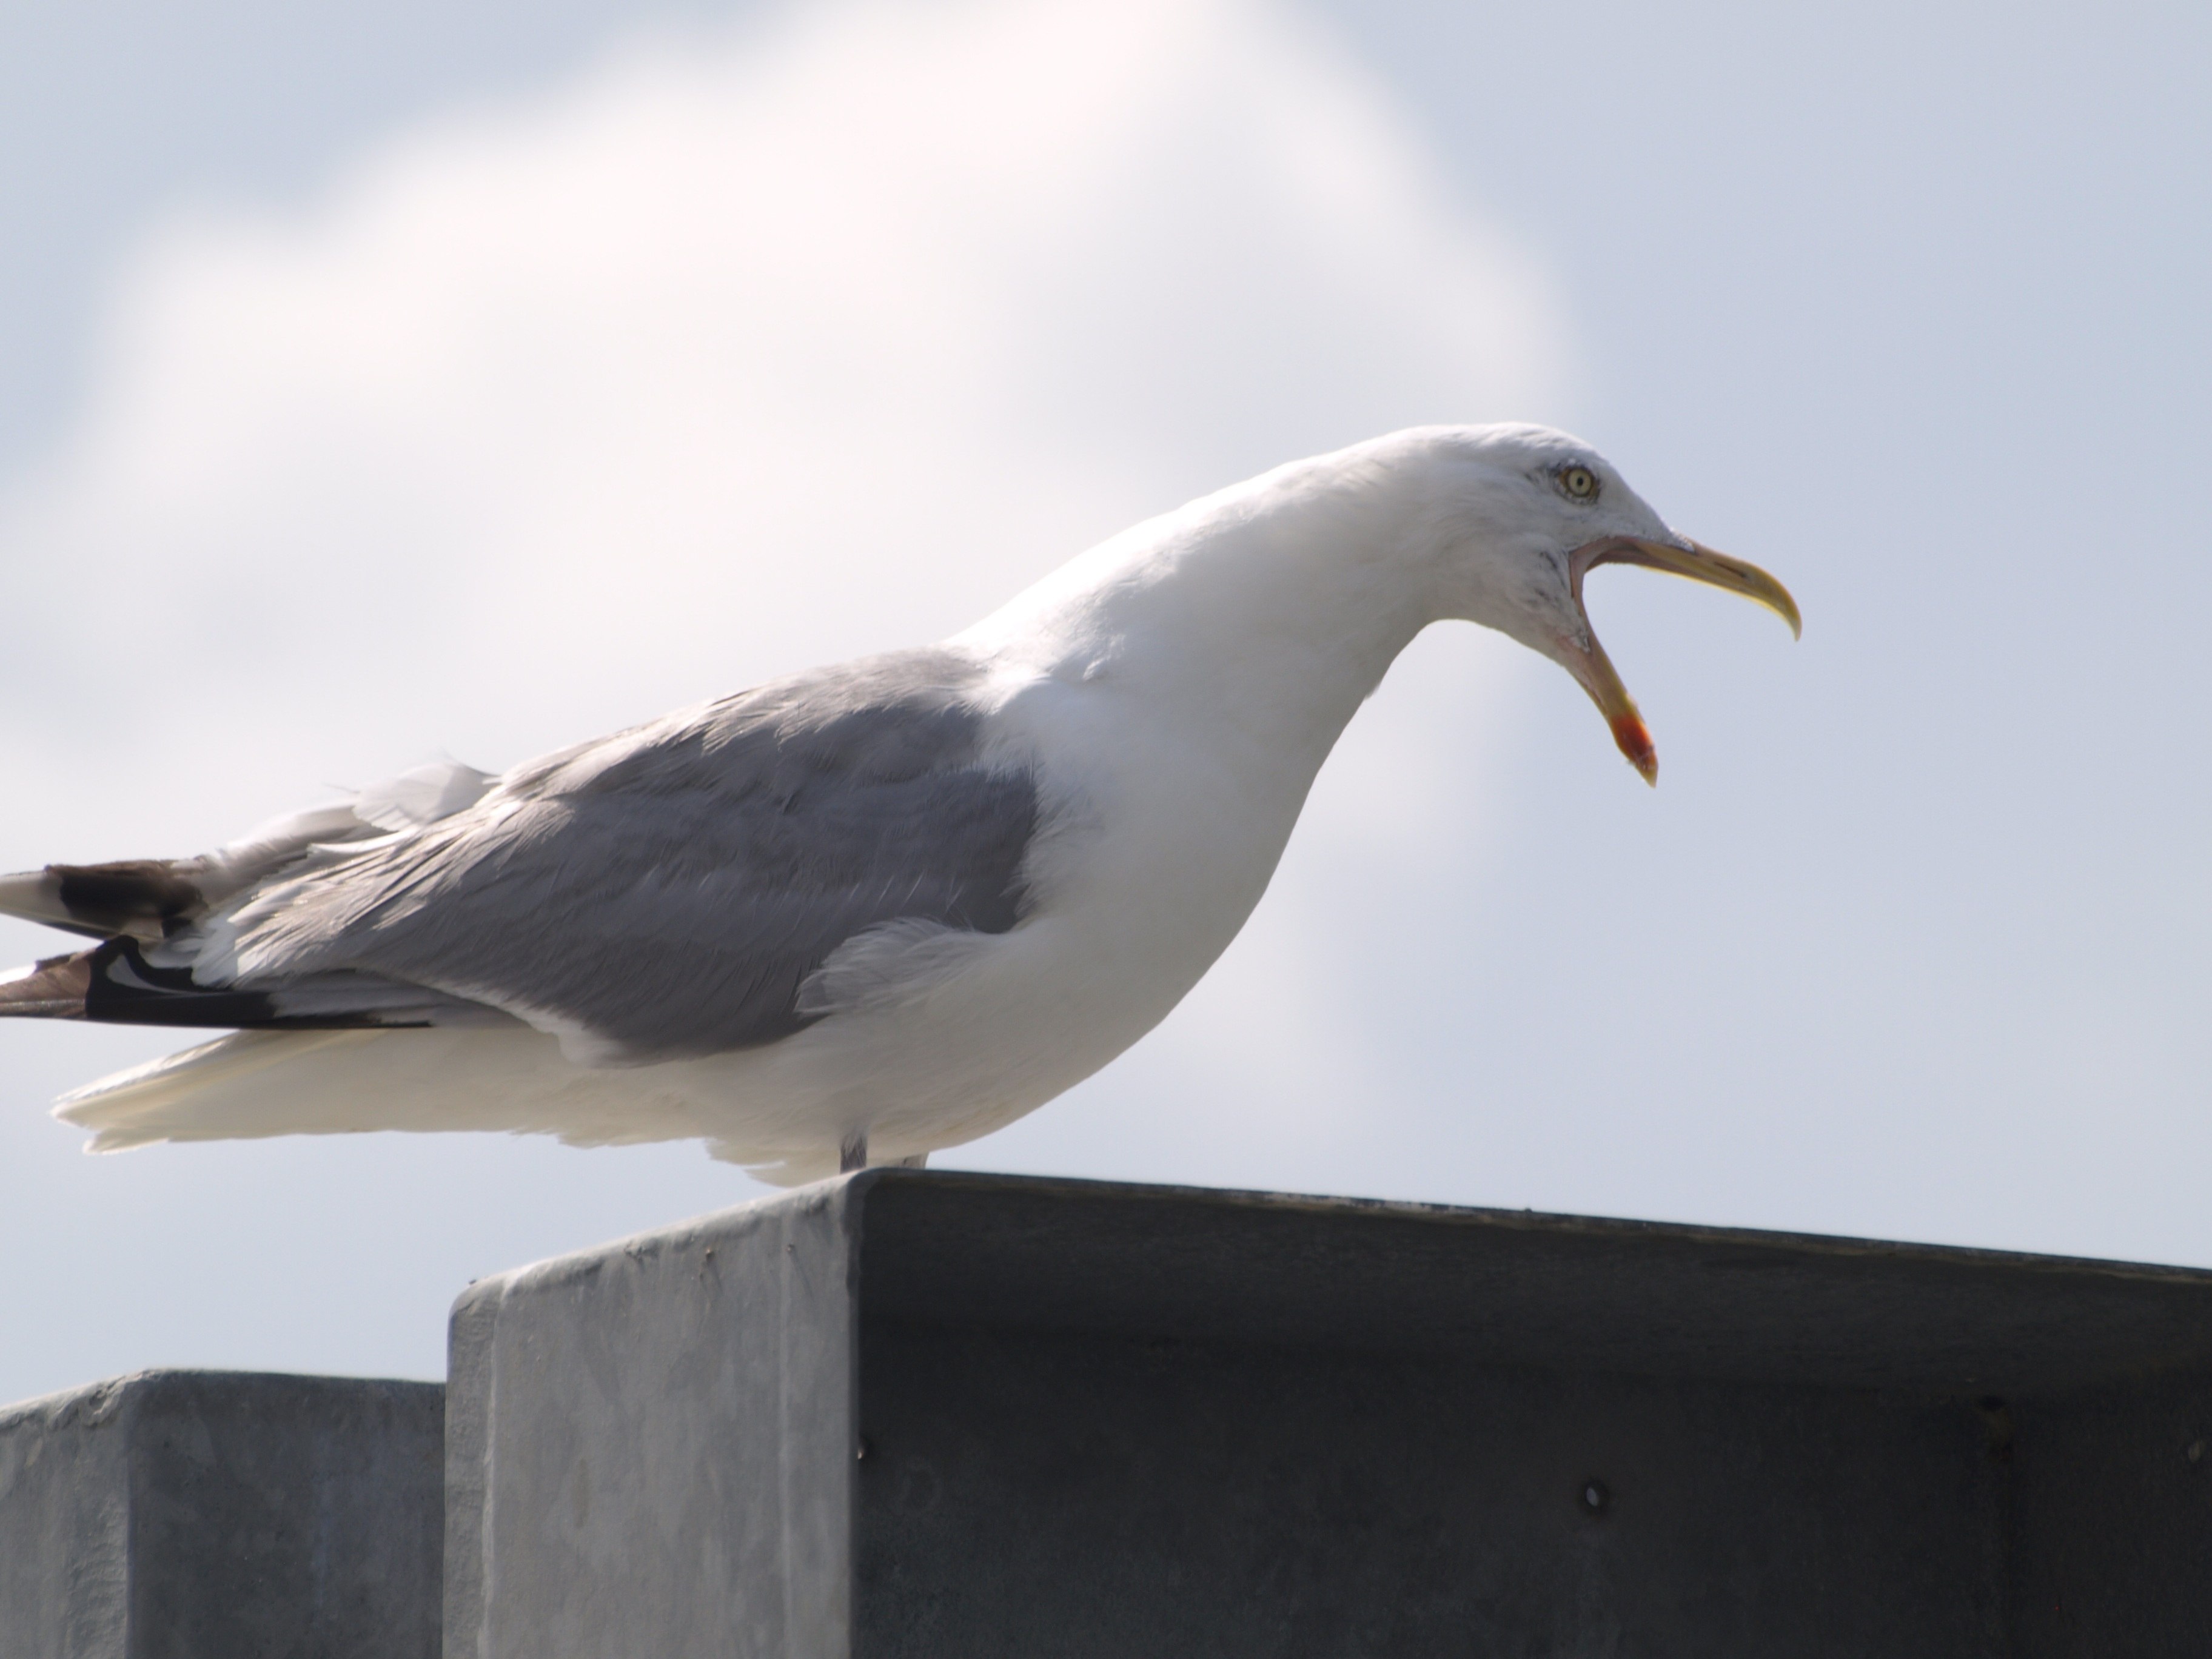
{"left": 0, "top": 425, "right": 1797, "bottom": 1184}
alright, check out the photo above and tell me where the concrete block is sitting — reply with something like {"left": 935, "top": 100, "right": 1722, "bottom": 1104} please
{"left": 0, "top": 1370, "right": 443, "bottom": 1659}
{"left": 447, "top": 1170, "right": 2212, "bottom": 1657}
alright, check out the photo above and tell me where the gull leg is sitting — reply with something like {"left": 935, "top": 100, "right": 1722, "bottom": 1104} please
{"left": 891, "top": 1153, "right": 928, "bottom": 1169}
{"left": 839, "top": 1130, "right": 868, "bottom": 1174}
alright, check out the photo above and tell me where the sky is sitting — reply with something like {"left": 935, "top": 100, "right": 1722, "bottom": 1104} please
{"left": 2, "top": 0, "right": 2208, "bottom": 1404}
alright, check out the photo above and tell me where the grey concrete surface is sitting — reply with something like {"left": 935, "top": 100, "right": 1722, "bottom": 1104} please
{"left": 444, "top": 1180, "right": 856, "bottom": 1658}
{"left": 448, "top": 1170, "right": 2212, "bottom": 1657}
{"left": 0, "top": 1369, "right": 443, "bottom": 1659}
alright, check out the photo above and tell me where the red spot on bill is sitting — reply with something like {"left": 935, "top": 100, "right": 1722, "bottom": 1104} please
{"left": 1610, "top": 712, "right": 1658, "bottom": 785}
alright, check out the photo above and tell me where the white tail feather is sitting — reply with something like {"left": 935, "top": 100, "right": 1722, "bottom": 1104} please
{"left": 55, "top": 1032, "right": 379, "bottom": 1151}
{"left": 53, "top": 1026, "right": 734, "bottom": 1155}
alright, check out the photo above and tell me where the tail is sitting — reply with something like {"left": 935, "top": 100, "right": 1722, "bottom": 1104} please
{"left": 1, "top": 758, "right": 503, "bottom": 1033}
{"left": 51, "top": 1030, "right": 377, "bottom": 1152}
{"left": 49, "top": 1023, "right": 731, "bottom": 1156}
{"left": 4, "top": 758, "right": 521, "bottom": 1153}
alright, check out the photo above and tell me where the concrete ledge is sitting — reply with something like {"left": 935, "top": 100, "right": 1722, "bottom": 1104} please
{"left": 0, "top": 1369, "right": 443, "bottom": 1659}
{"left": 444, "top": 1180, "right": 854, "bottom": 1657}
{"left": 449, "top": 1170, "right": 2212, "bottom": 1657}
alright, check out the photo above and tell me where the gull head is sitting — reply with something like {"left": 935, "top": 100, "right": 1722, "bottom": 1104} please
{"left": 1409, "top": 424, "right": 1801, "bottom": 785}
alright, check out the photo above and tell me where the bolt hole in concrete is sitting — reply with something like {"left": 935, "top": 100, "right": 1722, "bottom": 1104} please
{"left": 1579, "top": 1478, "right": 1609, "bottom": 1517}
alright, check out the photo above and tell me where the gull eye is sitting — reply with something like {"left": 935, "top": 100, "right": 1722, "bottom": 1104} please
{"left": 1560, "top": 464, "right": 1598, "bottom": 501}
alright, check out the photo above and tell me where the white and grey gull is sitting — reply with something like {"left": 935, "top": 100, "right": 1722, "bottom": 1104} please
{"left": 0, "top": 425, "right": 1798, "bottom": 1184}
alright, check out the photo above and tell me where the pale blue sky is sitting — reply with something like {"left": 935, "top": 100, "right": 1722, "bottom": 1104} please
{"left": 2, "top": 0, "right": 2207, "bottom": 1403}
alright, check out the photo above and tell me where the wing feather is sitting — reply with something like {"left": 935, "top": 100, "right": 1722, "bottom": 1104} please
{"left": 95, "top": 648, "right": 1039, "bottom": 1060}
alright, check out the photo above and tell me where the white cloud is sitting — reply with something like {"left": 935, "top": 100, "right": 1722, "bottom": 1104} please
{"left": 1, "top": 0, "right": 1570, "bottom": 1178}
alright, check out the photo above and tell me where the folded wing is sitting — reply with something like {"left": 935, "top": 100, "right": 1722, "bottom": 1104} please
{"left": 1, "top": 648, "right": 1039, "bottom": 1063}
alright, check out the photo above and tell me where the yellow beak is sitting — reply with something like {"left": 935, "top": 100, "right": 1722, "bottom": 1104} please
{"left": 1561, "top": 536, "right": 1801, "bottom": 786}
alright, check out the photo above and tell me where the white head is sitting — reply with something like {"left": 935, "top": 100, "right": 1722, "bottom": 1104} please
{"left": 964, "top": 421, "right": 1797, "bottom": 786}
{"left": 1378, "top": 423, "right": 1801, "bottom": 783}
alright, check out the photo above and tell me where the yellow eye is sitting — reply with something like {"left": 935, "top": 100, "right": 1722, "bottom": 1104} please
{"left": 1560, "top": 464, "right": 1598, "bottom": 500}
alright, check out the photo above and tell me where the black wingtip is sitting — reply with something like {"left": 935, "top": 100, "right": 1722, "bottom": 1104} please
{"left": 50, "top": 861, "right": 208, "bottom": 939}
{"left": 0, "top": 860, "right": 210, "bottom": 942}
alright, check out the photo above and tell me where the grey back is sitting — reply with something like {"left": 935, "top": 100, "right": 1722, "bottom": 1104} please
{"left": 235, "top": 649, "right": 1039, "bottom": 1059}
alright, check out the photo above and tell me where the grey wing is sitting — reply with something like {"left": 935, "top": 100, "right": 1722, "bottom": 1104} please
{"left": 218, "top": 648, "right": 1040, "bottom": 1061}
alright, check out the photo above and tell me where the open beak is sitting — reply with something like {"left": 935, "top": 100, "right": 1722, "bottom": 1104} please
{"left": 1561, "top": 536, "right": 1801, "bottom": 786}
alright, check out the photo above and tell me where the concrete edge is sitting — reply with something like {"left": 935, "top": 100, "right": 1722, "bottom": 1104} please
{"left": 863, "top": 1167, "right": 2212, "bottom": 1287}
